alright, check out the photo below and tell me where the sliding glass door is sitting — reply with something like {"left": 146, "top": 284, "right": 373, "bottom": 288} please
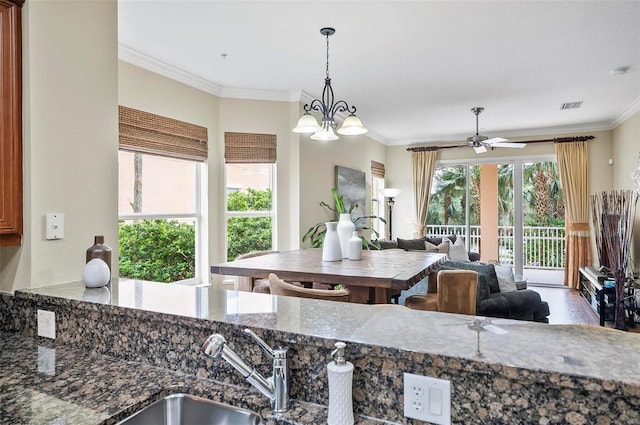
{"left": 428, "top": 156, "right": 564, "bottom": 284}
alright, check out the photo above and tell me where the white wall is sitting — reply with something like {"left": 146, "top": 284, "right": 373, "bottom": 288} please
{"left": 299, "top": 132, "right": 387, "bottom": 247}
{"left": 612, "top": 111, "right": 640, "bottom": 267}
{"left": 0, "top": 0, "right": 119, "bottom": 292}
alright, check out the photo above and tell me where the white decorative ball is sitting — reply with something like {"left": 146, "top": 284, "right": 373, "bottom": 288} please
{"left": 82, "top": 258, "right": 110, "bottom": 288}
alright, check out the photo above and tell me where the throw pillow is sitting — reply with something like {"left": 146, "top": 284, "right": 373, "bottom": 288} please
{"left": 494, "top": 265, "right": 517, "bottom": 292}
{"left": 425, "top": 240, "right": 450, "bottom": 254}
{"left": 397, "top": 237, "right": 427, "bottom": 250}
{"left": 447, "top": 237, "right": 470, "bottom": 262}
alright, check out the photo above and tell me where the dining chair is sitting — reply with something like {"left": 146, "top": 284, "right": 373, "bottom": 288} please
{"left": 233, "top": 250, "right": 278, "bottom": 292}
{"left": 405, "top": 270, "right": 478, "bottom": 315}
{"left": 267, "top": 273, "right": 351, "bottom": 302}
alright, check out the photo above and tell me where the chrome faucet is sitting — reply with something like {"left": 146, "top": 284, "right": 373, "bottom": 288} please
{"left": 201, "top": 328, "right": 289, "bottom": 413}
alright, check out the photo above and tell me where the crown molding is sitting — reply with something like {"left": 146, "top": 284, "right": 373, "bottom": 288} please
{"left": 611, "top": 96, "right": 640, "bottom": 129}
{"left": 220, "top": 87, "right": 300, "bottom": 102}
{"left": 119, "top": 44, "right": 298, "bottom": 102}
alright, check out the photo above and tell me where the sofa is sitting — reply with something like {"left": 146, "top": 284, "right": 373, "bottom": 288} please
{"left": 435, "top": 260, "right": 550, "bottom": 322}
{"left": 370, "top": 235, "right": 480, "bottom": 262}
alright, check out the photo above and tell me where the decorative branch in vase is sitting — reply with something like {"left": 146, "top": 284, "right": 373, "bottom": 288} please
{"left": 591, "top": 190, "right": 638, "bottom": 330}
{"left": 302, "top": 188, "right": 386, "bottom": 248}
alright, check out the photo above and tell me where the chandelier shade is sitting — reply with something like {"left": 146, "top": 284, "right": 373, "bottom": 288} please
{"left": 292, "top": 112, "right": 322, "bottom": 133}
{"left": 293, "top": 27, "right": 367, "bottom": 141}
{"left": 310, "top": 122, "right": 339, "bottom": 141}
{"left": 337, "top": 114, "right": 368, "bottom": 136}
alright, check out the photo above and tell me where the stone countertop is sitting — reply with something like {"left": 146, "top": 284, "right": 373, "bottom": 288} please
{"left": 0, "top": 331, "right": 386, "bottom": 425}
{"left": 15, "top": 279, "right": 640, "bottom": 387}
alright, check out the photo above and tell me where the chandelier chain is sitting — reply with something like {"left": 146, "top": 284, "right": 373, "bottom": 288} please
{"left": 325, "top": 32, "right": 330, "bottom": 79}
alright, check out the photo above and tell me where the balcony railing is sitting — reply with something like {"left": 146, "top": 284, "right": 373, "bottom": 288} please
{"left": 425, "top": 225, "right": 565, "bottom": 270}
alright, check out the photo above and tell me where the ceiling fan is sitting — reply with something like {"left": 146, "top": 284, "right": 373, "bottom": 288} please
{"left": 466, "top": 107, "right": 526, "bottom": 153}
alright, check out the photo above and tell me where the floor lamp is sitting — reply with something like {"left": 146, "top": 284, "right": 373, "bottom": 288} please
{"left": 381, "top": 188, "right": 401, "bottom": 240}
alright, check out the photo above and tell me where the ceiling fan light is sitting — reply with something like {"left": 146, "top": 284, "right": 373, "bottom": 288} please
{"left": 292, "top": 113, "right": 322, "bottom": 133}
{"left": 311, "top": 125, "right": 339, "bottom": 141}
{"left": 337, "top": 114, "right": 368, "bottom": 136}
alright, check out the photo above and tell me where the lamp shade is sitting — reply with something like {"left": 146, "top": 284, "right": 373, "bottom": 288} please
{"left": 381, "top": 188, "right": 401, "bottom": 198}
{"left": 311, "top": 125, "right": 339, "bottom": 141}
{"left": 292, "top": 113, "right": 322, "bottom": 133}
{"left": 337, "top": 114, "right": 368, "bottom": 136}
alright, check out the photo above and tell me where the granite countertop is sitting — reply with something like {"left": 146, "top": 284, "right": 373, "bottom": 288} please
{"left": 0, "top": 330, "right": 386, "bottom": 425}
{"left": 15, "top": 279, "right": 640, "bottom": 387}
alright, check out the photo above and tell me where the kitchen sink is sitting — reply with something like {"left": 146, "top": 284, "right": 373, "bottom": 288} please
{"left": 116, "top": 393, "right": 263, "bottom": 425}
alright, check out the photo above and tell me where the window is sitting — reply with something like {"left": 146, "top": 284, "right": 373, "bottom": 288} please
{"left": 224, "top": 132, "right": 276, "bottom": 261}
{"left": 118, "top": 106, "right": 208, "bottom": 283}
{"left": 371, "top": 160, "right": 386, "bottom": 240}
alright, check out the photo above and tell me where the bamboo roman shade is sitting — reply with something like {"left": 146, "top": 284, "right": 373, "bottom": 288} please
{"left": 225, "top": 132, "right": 277, "bottom": 163}
{"left": 118, "top": 106, "right": 208, "bottom": 162}
{"left": 371, "top": 160, "right": 385, "bottom": 178}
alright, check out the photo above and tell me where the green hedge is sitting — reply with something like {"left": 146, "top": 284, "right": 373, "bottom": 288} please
{"left": 119, "top": 219, "right": 195, "bottom": 283}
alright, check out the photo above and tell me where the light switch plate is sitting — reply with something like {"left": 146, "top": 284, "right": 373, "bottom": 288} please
{"left": 37, "top": 309, "right": 56, "bottom": 339}
{"left": 404, "top": 372, "right": 451, "bottom": 425}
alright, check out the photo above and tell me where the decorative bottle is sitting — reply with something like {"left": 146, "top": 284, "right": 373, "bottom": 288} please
{"left": 336, "top": 214, "right": 356, "bottom": 259}
{"left": 327, "top": 341, "right": 354, "bottom": 425}
{"left": 348, "top": 231, "right": 362, "bottom": 261}
{"left": 322, "top": 222, "right": 342, "bottom": 262}
{"left": 86, "top": 235, "right": 112, "bottom": 279}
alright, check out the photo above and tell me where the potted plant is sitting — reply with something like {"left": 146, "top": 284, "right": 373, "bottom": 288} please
{"left": 302, "top": 188, "right": 386, "bottom": 248}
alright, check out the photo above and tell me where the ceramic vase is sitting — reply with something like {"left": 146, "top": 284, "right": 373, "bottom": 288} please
{"left": 348, "top": 231, "right": 362, "bottom": 261}
{"left": 337, "top": 214, "right": 356, "bottom": 259}
{"left": 322, "top": 222, "right": 342, "bottom": 262}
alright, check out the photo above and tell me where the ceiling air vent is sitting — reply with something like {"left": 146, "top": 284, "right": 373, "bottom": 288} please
{"left": 560, "top": 101, "right": 583, "bottom": 110}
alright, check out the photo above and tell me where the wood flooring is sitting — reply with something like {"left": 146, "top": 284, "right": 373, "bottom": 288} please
{"left": 530, "top": 284, "right": 640, "bottom": 332}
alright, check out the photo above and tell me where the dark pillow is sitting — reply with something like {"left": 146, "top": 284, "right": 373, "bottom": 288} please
{"left": 376, "top": 239, "right": 399, "bottom": 250}
{"left": 425, "top": 235, "right": 457, "bottom": 246}
{"left": 397, "top": 237, "right": 427, "bottom": 250}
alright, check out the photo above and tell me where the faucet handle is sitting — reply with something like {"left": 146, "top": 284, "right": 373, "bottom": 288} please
{"left": 244, "top": 328, "right": 274, "bottom": 357}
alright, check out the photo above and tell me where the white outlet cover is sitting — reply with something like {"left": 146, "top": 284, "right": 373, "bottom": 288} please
{"left": 37, "top": 309, "right": 56, "bottom": 339}
{"left": 404, "top": 372, "right": 451, "bottom": 425}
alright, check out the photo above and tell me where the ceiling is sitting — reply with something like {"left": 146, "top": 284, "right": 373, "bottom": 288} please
{"left": 118, "top": 1, "right": 640, "bottom": 146}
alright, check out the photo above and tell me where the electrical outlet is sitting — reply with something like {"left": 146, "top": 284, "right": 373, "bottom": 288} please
{"left": 404, "top": 372, "right": 451, "bottom": 425}
{"left": 37, "top": 309, "right": 56, "bottom": 339}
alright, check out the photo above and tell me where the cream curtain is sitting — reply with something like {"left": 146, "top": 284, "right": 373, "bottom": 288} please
{"left": 555, "top": 141, "right": 591, "bottom": 289}
{"left": 411, "top": 150, "right": 438, "bottom": 237}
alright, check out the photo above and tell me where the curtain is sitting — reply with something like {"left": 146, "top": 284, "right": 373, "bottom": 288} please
{"left": 555, "top": 141, "right": 591, "bottom": 289}
{"left": 411, "top": 150, "right": 438, "bottom": 237}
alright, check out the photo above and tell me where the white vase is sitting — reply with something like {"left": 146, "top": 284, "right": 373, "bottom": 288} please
{"left": 348, "top": 231, "right": 362, "bottom": 261}
{"left": 82, "top": 258, "right": 110, "bottom": 288}
{"left": 337, "top": 214, "right": 356, "bottom": 259}
{"left": 322, "top": 222, "right": 342, "bottom": 262}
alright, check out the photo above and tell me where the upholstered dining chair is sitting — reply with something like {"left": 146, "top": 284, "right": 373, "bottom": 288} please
{"left": 267, "top": 273, "right": 351, "bottom": 302}
{"left": 233, "top": 250, "right": 278, "bottom": 293}
{"left": 405, "top": 270, "right": 478, "bottom": 315}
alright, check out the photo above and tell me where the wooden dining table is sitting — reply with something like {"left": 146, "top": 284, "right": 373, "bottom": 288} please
{"left": 210, "top": 248, "right": 447, "bottom": 304}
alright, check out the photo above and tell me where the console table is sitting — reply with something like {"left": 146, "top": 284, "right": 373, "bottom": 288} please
{"left": 578, "top": 267, "right": 608, "bottom": 326}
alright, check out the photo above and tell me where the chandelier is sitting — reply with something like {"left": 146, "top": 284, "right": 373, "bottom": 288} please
{"left": 292, "top": 27, "right": 368, "bottom": 141}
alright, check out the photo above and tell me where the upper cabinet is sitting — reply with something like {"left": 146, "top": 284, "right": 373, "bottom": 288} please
{"left": 0, "top": 0, "right": 24, "bottom": 246}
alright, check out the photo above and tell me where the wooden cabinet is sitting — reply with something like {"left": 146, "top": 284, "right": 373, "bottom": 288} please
{"left": 0, "top": 0, "right": 24, "bottom": 246}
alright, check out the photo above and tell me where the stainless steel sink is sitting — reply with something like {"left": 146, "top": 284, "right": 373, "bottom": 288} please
{"left": 116, "top": 393, "right": 263, "bottom": 425}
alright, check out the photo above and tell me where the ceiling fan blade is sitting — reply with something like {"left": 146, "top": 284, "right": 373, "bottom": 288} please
{"left": 484, "top": 137, "right": 508, "bottom": 145}
{"left": 493, "top": 142, "right": 526, "bottom": 148}
{"left": 474, "top": 145, "right": 487, "bottom": 154}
